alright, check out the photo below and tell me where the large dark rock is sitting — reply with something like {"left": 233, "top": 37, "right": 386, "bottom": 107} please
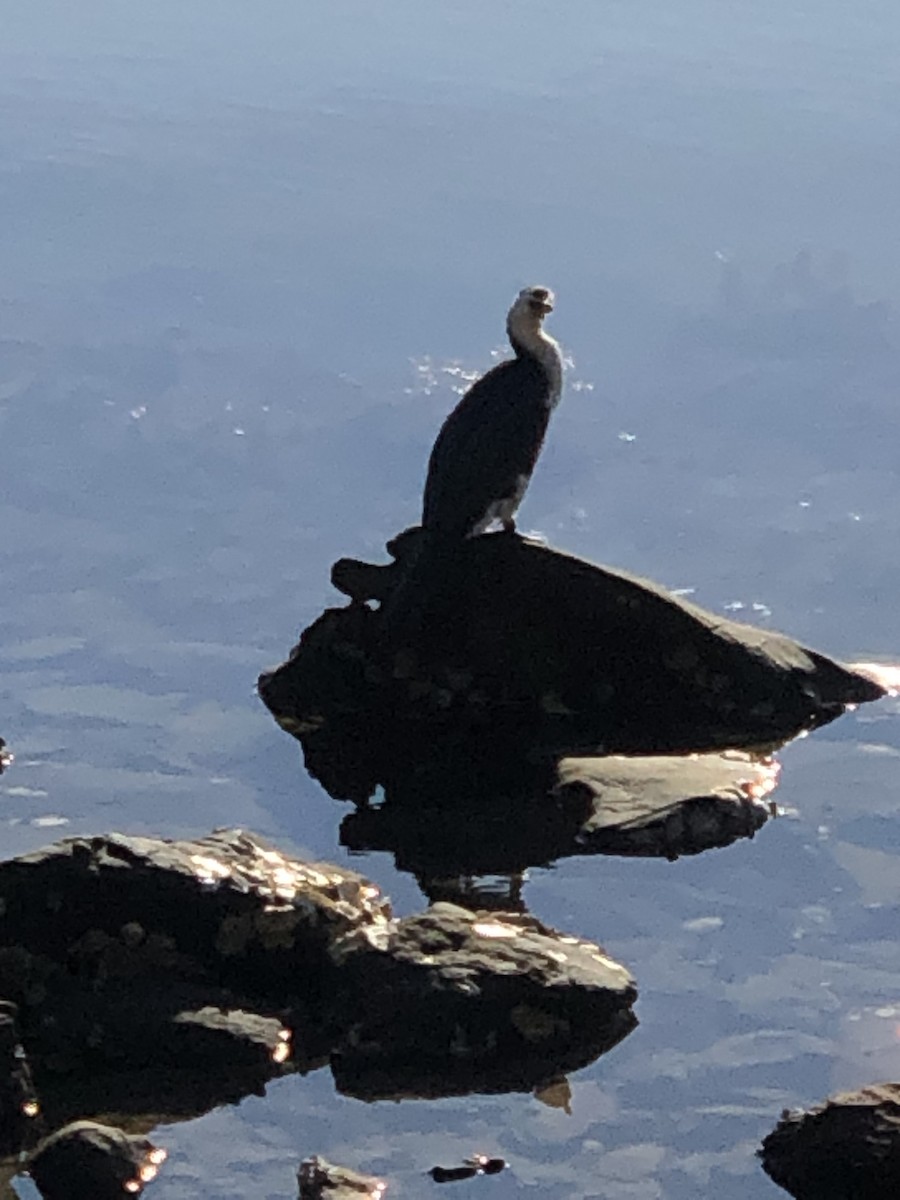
{"left": 0, "top": 829, "right": 638, "bottom": 1133}
{"left": 328, "top": 903, "right": 637, "bottom": 1101}
{"left": 27, "top": 1120, "right": 166, "bottom": 1200}
{"left": 0, "top": 829, "right": 386, "bottom": 1137}
{"left": 259, "top": 531, "right": 884, "bottom": 768}
{"left": 760, "top": 1084, "right": 900, "bottom": 1199}
{"left": 0, "top": 828, "right": 392, "bottom": 1004}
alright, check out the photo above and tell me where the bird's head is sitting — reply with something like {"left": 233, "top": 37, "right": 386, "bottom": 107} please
{"left": 515, "top": 285, "right": 555, "bottom": 318}
{"left": 507, "top": 285, "right": 556, "bottom": 354}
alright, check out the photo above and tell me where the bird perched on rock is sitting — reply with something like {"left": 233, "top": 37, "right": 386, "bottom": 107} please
{"left": 378, "top": 286, "right": 563, "bottom": 642}
{"left": 421, "top": 285, "right": 563, "bottom": 539}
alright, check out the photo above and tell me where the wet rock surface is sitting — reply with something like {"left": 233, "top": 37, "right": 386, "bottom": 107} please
{"left": 0, "top": 829, "right": 388, "bottom": 1157}
{"left": 0, "top": 828, "right": 391, "bottom": 1004}
{"left": 260, "top": 530, "right": 884, "bottom": 763}
{"left": 27, "top": 1120, "right": 166, "bottom": 1200}
{"left": 760, "top": 1083, "right": 900, "bottom": 1199}
{"left": 328, "top": 903, "right": 637, "bottom": 1101}
{"left": 298, "top": 1154, "right": 387, "bottom": 1200}
{"left": 558, "top": 749, "right": 779, "bottom": 856}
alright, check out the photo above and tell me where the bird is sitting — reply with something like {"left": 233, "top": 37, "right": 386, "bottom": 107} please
{"left": 377, "top": 286, "right": 563, "bottom": 643}
{"left": 421, "top": 285, "right": 563, "bottom": 540}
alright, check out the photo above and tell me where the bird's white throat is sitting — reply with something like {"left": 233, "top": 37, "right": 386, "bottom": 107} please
{"left": 510, "top": 318, "right": 563, "bottom": 409}
{"left": 538, "top": 330, "right": 563, "bottom": 409}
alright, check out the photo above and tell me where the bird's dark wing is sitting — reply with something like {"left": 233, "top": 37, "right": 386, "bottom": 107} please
{"left": 422, "top": 356, "right": 552, "bottom": 536}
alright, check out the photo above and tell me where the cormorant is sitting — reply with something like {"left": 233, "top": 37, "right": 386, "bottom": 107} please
{"left": 421, "top": 285, "right": 563, "bottom": 539}
{"left": 377, "top": 286, "right": 563, "bottom": 642}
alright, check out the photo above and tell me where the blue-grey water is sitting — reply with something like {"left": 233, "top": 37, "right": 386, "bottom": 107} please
{"left": 2, "top": 3, "right": 899, "bottom": 1197}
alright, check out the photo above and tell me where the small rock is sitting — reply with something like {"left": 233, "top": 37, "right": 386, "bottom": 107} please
{"left": 298, "top": 1154, "right": 386, "bottom": 1200}
{"left": 27, "top": 1120, "right": 166, "bottom": 1199}
{"left": 760, "top": 1083, "right": 900, "bottom": 1199}
{"left": 328, "top": 903, "right": 637, "bottom": 1100}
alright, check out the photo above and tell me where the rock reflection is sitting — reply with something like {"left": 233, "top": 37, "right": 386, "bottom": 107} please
{"left": 339, "top": 750, "right": 780, "bottom": 908}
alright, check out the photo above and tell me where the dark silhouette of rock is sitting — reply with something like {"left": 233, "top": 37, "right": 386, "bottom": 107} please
{"left": 0, "top": 829, "right": 391, "bottom": 1003}
{"left": 27, "top": 1120, "right": 166, "bottom": 1199}
{"left": 328, "top": 903, "right": 637, "bottom": 1101}
{"left": 0, "top": 1000, "right": 38, "bottom": 1157}
{"left": 0, "top": 829, "right": 383, "bottom": 1142}
{"left": 260, "top": 531, "right": 884, "bottom": 772}
{"left": 298, "top": 1155, "right": 387, "bottom": 1200}
{"left": 430, "top": 1155, "right": 507, "bottom": 1183}
{"left": 0, "top": 830, "right": 637, "bottom": 1137}
{"left": 760, "top": 1083, "right": 900, "bottom": 1199}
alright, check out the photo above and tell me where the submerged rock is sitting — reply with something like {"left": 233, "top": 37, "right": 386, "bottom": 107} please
{"left": 328, "top": 903, "right": 637, "bottom": 1101}
{"left": 260, "top": 530, "right": 884, "bottom": 764}
{"left": 27, "top": 1120, "right": 166, "bottom": 1199}
{"left": 341, "top": 750, "right": 779, "bottom": 889}
{"left": 298, "top": 1155, "right": 387, "bottom": 1200}
{"left": 760, "top": 1083, "right": 900, "bottom": 1199}
{"left": 558, "top": 749, "right": 779, "bottom": 857}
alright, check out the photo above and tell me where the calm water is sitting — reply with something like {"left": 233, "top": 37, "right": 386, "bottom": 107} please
{"left": 2, "top": 3, "right": 899, "bottom": 1197}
